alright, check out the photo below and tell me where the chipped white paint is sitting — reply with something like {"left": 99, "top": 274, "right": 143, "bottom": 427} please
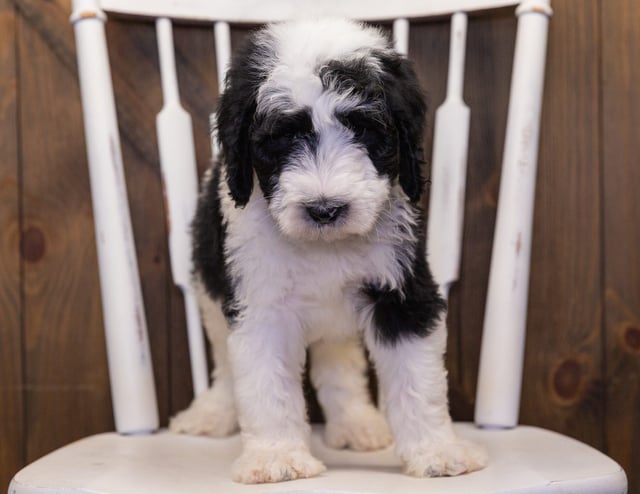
{"left": 475, "top": 0, "right": 553, "bottom": 429}
{"left": 98, "top": 0, "right": 522, "bottom": 23}
{"left": 427, "top": 12, "right": 470, "bottom": 300}
{"left": 70, "top": 0, "right": 158, "bottom": 434}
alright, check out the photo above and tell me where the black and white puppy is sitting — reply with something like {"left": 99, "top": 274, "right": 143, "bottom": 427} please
{"left": 171, "top": 18, "right": 487, "bottom": 483}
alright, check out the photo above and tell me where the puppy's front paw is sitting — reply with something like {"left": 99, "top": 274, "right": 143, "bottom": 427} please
{"left": 325, "top": 406, "right": 393, "bottom": 452}
{"left": 403, "top": 439, "right": 488, "bottom": 477}
{"left": 169, "top": 387, "right": 238, "bottom": 438}
{"left": 232, "top": 445, "right": 326, "bottom": 484}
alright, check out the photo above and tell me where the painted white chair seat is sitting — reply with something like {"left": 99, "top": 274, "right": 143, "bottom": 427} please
{"left": 10, "top": 424, "right": 626, "bottom": 494}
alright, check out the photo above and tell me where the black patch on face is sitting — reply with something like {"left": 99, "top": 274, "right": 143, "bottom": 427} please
{"left": 216, "top": 33, "right": 272, "bottom": 207}
{"left": 250, "top": 109, "right": 316, "bottom": 200}
{"left": 361, "top": 214, "right": 446, "bottom": 345}
{"left": 219, "top": 26, "right": 427, "bottom": 207}
{"left": 192, "top": 166, "right": 240, "bottom": 321}
{"left": 375, "top": 51, "right": 428, "bottom": 202}
{"left": 336, "top": 109, "right": 397, "bottom": 179}
{"left": 320, "top": 52, "right": 427, "bottom": 203}
{"left": 320, "top": 57, "right": 383, "bottom": 97}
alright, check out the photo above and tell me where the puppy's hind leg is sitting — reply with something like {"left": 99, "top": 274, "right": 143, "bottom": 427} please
{"left": 169, "top": 280, "right": 238, "bottom": 437}
{"left": 310, "top": 338, "right": 392, "bottom": 451}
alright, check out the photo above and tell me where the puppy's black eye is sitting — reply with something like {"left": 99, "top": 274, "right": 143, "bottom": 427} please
{"left": 339, "top": 111, "right": 386, "bottom": 134}
{"left": 337, "top": 111, "right": 390, "bottom": 155}
{"left": 254, "top": 110, "right": 314, "bottom": 154}
{"left": 270, "top": 127, "right": 311, "bottom": 144}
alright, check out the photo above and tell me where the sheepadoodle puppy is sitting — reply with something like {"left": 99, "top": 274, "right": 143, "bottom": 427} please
{"left": 171, "top": 18, "right": 487, "bottom": 484}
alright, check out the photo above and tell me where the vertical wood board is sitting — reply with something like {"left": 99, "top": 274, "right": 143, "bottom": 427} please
{"left": 521, "top": 0, "right": 604, "bottom": 449}
{"left": 457, "top": 10, "right": 515, "bottom": 414}
{"left": 169, "top": 22, "right": 218, "bottom": 415}
{"left": 18, "top": 8, "right": 113, "bottom": 460}
{"left": 105, "top": 17, "right": 172, "bottom": 425}
{"left": 0, "top": 0, "right": 24, "bottom": 487}
{"left": 601, "top": 0, "right": 640, "bottom": 490}
{"left": 409, "top": 17, "right": 467, "bottom": 417}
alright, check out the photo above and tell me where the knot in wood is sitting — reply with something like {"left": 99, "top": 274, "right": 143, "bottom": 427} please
{"left": 552, "top": 358, "right": 583, "bottom": 404}
{"left": 22, "top": 226, "right": 46, "bottom": 263}
{"left": 623, "top": 325, "right": 640, "bottom": 353}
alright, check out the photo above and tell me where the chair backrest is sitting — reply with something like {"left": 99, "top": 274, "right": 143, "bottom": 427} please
{"left": 70, "top": 0, "right": 551, "bottom": 435}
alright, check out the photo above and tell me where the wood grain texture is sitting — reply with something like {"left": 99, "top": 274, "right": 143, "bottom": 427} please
{"left": 0, "top": 0, "right": 24, "bottom": 488}
{"left": 457, "top": 9, "right": 515, "bottom": 416}
{"left": 105, "top": 17, "right": 172, "bottom": 425}
{"left": 411, "top": 9, "right": 517, "bottom": 420}
{"left": 169, "top": 23, "right": 218, "bottom": 415}
{"left": 17, "top": 1, "right": 113, "bottom": 462}
{"left": 521, "top": 0, "right": 604, "bottom": 448}
{"left": 601, "top": 0, "right": 640, "bottom": 490}
{"left": 409, "top": 16, "right": 468, "bottom": 417}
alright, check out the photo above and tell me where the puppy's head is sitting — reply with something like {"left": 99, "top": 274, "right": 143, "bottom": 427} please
{"left": 217, "top": 19, "right": 426, "bottom": 242}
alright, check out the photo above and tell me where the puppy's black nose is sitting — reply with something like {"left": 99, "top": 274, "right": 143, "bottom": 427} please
{"left": 305, "top": 201, "right": 348, "bottom": 225}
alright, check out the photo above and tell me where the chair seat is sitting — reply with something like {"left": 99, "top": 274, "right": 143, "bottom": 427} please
{"left": 10, "top": 423, "right": 626, "bottom": 494}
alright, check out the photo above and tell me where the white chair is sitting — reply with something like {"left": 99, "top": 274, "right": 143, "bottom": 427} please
{"left": 9, "top": 0, "right": 627, "bottom": 492}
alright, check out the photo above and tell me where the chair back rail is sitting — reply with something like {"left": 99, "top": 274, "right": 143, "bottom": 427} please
{"left": 96, "top": 0, "right": 522, "bottom": 23}
{"left": 70, "top": 0, "right": 551, "bottom": 434}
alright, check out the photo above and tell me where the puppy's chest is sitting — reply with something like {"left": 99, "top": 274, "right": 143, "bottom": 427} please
{"left": 276, "top": 242, "right": 382, "bottom": 301}
{"left": 224, "top": 197, "right": 413, "bottom": 338}
{"left": 231, "top": 226, "right": 396, "bottom": 304}
{"left": 283, "top": 248, "right": 374, "bottom": 340}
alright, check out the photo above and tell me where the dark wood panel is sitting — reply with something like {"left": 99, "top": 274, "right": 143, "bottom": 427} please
{"left": 409, "top": 16, "right": 473, "bottom": 418}
{"left": 16, "top": 0, "right": 176, "bottom": 448}
{"left": 105, "top": 17, "right": 172, "bottom": 425}
{"left": 170, "top": 23, "right": 219, "bottom": 414}
{"left": 411, "top": 9, "right": 517, "bottom": 419}
{"left": 522, "top": 0, "right": 604, "bottom": 448}
{"left": 0, "top": 0, "right": 24, "bottom": 488}
{"left": 457, "top": 9, "right": 515, "bottom": 416}
{"left": 17, "top": 0, "right": 113, "bottom": 461}
{"left": 601, "top": 0, "right": 640, "bottom": 490}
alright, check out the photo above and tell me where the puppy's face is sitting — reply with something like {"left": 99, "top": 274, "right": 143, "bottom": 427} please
{"left": 217, "top": 20, "right": 426, "bottom": 242}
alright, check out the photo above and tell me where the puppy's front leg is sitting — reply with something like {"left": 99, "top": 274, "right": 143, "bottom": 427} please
{"left": 366, "top": 315, "right": 488, "bottom": 477}
{"left": 228, "top": 314, "right": 325, "bottom": 484}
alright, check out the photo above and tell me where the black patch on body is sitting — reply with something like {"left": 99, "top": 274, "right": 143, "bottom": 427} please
{"left": 192, "top": 166, "right": 238, "bottom": 320}
{"left": 362, "top": 214, "right": 446, "bottom": 345}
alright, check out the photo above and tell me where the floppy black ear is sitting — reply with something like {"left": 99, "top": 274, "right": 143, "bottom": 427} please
{"left": 379, "top": 54, "right": 427, "bottom": 203}
{"left": 216, "top": 36, "right": 267, "bottom": 207}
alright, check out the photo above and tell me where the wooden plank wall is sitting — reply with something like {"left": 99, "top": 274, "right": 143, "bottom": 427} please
{"left": 602, "top": 1, "right": 640, "bottom": 491}
{"left": 1, "top": 0, "right": 639, "bottom": 492}
{"left": 0, "top": 0, "right": 24, "bottom": 485}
